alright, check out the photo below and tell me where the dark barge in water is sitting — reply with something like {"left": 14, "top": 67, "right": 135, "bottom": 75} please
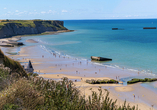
{"left": 91, "top": 56, "right": 112, "bottom": 61}
{"left": 112, "top": 28, "right": 118, "bottom": 30}
{"left": 143, "top": 27, "right": 156, "bottom": 29}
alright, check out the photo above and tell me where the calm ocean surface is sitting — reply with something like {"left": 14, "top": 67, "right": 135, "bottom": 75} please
{"left": 21, "top": 19, "right": 157, "bottom": 76}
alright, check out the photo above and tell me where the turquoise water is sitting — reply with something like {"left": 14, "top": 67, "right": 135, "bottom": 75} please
{"left": 21, "top": 19, "right": 157, "bottom": 76}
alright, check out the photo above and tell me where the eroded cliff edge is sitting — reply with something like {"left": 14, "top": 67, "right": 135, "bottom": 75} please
{"left": 0, "top": 20, "right": 68, "bottom": 38}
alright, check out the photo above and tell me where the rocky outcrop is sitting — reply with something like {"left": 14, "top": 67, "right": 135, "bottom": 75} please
{"left": 0, "top": 20, "right": 68, "bottom": 38}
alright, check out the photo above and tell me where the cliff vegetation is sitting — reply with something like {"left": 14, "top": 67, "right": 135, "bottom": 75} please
{"left": 0, "top": 19, "right": 68, "bottom": 38}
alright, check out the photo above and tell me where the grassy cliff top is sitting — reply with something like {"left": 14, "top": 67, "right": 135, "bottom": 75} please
{"left": 0, "top": 19, "right": 66, "bottom": 30}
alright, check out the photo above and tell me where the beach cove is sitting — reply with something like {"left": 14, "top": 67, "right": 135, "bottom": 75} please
{"left": 0, "top": 36, "right": 157, "bottom": 110}
{"left": 1, "top": 19, "right": 157, "bottom": 109}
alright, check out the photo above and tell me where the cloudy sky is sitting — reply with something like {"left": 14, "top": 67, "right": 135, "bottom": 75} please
{"left": 0, "top": 0, "right": 157, "bottom": 20}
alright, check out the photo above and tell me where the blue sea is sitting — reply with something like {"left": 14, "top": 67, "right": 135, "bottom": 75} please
{"left": 20, "top": 19, "right": 157, "bottom": 76}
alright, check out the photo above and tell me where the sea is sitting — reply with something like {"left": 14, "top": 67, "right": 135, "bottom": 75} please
{"left": 19, "top": 19, "right": 157, "bottom": 77}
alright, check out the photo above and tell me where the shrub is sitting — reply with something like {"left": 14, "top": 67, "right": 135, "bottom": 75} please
{"left": 0, "top": 68, "right": 10, "bottom": 79}
{"left": 127, "top": 78, "right": 157, "bottom": 84}
{"left": 3, "top": 103, "right": 19, "bottom": 110}
{"left": 0, "top": 78, "right": 44, "bottom": 110}
{"left": 27, "top": 72, "right": 33, "bottom": 76}
{"left": 0, "top": 76, "right": 138, "bottom": 110}
{"left": 0, "top": 49, "right": 28, "bottom": 78}
{"left": 32, "top": 73, "right": 38, "bottom": 77}
{"left": 86, "top": 79, "right": 118, "bottom": 84}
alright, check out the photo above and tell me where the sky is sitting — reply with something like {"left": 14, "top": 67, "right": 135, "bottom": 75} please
{"left": 0, "top": 0, "right": 157, "bottom": 20}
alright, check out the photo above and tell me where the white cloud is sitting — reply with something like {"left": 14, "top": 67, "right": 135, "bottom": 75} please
{"left": 29, "top": 12, "right": 33, "bottom": 15}
{"left": 4, "top": 7, "right": 7, "bottom": 9}
{"left": 41, "top": 11, "right": 46, "bottom": 14}
{"left": 15, "top": 10, "right": 19, "bottom": 12}
{"left": 62, "top": 10, "right": 68, "bottom": 13}
{"left": 125, "top": 15, "right": 132, "bottom": 18}
{"left": 48, "top": 10, "right": 56, "bottom": 14}
{"left": 134, "top": 15, "right": 139, "bottom": 17}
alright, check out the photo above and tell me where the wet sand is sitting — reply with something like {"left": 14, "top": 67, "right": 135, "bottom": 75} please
{"left": 1, "top": 43, "right": 157, "bottom": 110}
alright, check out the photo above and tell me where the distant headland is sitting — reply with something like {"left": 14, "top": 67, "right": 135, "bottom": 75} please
{"left": 0, "top": 19, "right": 72, "bottom": 38}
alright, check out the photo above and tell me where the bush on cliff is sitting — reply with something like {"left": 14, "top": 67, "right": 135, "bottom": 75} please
{"left": 0, "top": 78, "right": 44, "bottom": 110}
{"left": 0, "top": 49, "right": 27, "bottom": 78}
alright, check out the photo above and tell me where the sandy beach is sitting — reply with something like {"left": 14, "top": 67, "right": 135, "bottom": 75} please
{"left": 1, "top": 38, "right": 157, "bottom": 110}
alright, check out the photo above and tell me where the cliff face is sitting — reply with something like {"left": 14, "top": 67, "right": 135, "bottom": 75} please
{"left": 0, "top": 20, "right": 67, "bottom": 38}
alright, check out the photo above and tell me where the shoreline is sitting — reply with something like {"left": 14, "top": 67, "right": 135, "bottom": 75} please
{"left": 0, "top": 30, "right": 74, "bottom": 47}
{"left": 1, "top": 36, "right": 157, "bottom": 109}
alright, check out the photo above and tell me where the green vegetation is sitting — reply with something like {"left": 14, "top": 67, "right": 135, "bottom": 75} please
{"left": 86, "top": 79, "right": 118, "bottom": 84}
{"left": 55, "top": 24, "right": 67, "bottom": 30}
{"left": 0, "top": 77, "right": 138, "bottom": 110}
{"left": 0, "top": 20, "right": 35, "bottom": 29}
{"left": 3, "top": 103, "right": 19, "bottom": 110}
{"left": 42, "top": 21, "right": 55, "bottom": 28}
{"left": 127, "top": 78, "right": 157, "bottom": 84}
{"left": 12, "top": 20, "right": 36, "bottom": 28}
{"left": 0, "top": 68, "right": 10, "bottom": 79}
{"left": 27, "top": 72, "right": 38, "bottom": 77}
{"left": 1, "top": 49, "right": 27, "bottom": 78}
{"left": 0, "top": 19, "right": 67, "bottom": 30}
